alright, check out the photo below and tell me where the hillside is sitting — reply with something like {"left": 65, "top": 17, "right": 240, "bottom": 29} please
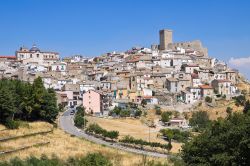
{"left": 0, "top": 122, "right": 169, "bottom": 166}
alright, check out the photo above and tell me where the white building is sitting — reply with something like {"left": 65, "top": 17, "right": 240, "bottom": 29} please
{"left": 16, "top": 45, "right": 59, "bottom": 66}
{"left": 51, "top": 62, "right": 67, "bottom": 72}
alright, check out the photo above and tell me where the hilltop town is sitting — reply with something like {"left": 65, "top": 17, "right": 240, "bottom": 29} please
{"left": 0, "top": 29, "right": 250, "bottom": 166}
{"left": 0, "top": 29, "right": 242, "bottom": 117}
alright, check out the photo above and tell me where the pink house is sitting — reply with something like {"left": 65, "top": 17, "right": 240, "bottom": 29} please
{"left": 83, "top": 90, "right": 109, "bottom": 116}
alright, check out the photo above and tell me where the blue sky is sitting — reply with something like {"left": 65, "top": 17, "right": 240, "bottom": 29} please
{"left": 0, "top": 0, "right": 250, "bottom": 78}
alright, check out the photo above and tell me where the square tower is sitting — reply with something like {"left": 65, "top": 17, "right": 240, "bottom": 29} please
{"left": 159, "top": 29, "right": 173, "bottom": 50}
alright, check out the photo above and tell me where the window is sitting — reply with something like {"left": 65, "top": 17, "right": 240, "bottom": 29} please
{"left": 37, "top": 54, "right": 39, "bottom": 58}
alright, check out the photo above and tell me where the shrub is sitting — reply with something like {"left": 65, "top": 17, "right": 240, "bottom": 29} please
{"left": 58, "top": 103, "right": 64, "bottom": 112}
{"left": 141, "top": 99, "right": 147, "bottom": 107}
{"left": 243, "top": 100, "right": 250, "bottom": 114}
{"left": 120, "top": 135, "right": 170, "bottom": 151}
{"left": 86, "top": 123, "right": 105, "bottom": 135}
{"left": 74, "top": 115, "right": 87, "bottom": 128}
{"left": 80, "top": 153, "right": 112, "bottom": 166}
{"left": 233, "top": 95, "right": 246, "bottom": 106}
{"left": 205, "top": 96, "right": 212, "bottom": 103}
{"left": 103, "top": 130, "right": 119, "bottom": 140}
{"left": 0, "top": 153, "right": 112, "bottom": 166}
{"left": 226, "top": 107, "right": 233, "bottom": 114}
{"left": 182, "top": 113, "right": 250, "bottom": 165}
{"left": 76, "top": 106, "right": 86, "bottom": 116}
{"left": 5, "top": 120, "right": 20, "bottom": 129}
{"left": 161, "top": 129, "right": 191, "bottom": 143}
{"left": 189, "top": 111, "right": 210, "bottom": 131}
{"left": 155, "top": 105, "right": 162, "bottom": 115}
{"left": 120, "top": 109, "right": 130, "bottom": 117}
{"left": 161, "top": 112, "right": 172, "bottom": 123}
{"left": 134, "top": 109, "right": 142, "bottom": 117}
{"left": 86, "top": 123, "right": 119, "bottom": 140}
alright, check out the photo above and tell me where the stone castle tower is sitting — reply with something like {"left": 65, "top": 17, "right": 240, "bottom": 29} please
{"left": 159, "top": 29, "right": 173, "bottom": 50}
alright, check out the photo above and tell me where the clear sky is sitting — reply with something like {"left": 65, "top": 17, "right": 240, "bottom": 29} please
{"left": 0, "top": 0, "right": 250, "bottom": 78}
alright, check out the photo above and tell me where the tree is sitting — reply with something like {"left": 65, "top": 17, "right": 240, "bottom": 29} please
{"left": 141, "top": 99, "right": 147, "bottom": 107}
{"left": 226, "top": 106, "right": 233, "bottom": 115}
{"left": 74, "top": 115, "right": 87, "bottom": 128}
{"left": 58, "top": 103, "right": 64, "bottom": 112}
{"left": 134, "top": 109, "right": 142, "bottom": 117}
{"left": 0, "top": 88, "right": 16, "bottom": 123}
{"left": 160, "top": 129, "right": 174, "bottom": 143}
{"left": 182, "top": 113, "right": 250, "bottom": 165}
{"left": 109, "top": 106, "right": 121, "bottom": 116}
{"left": 120, "top": 109, "right": 130, "bottom": 117}
{"left": 0, "top": 153, "right": 112, "bottom": 166}
{"left": 205, "top": 96, "right": 212, "bottom": 103}
{"left": 161, "top": 112, "right": 172, "bottom": 123}
{"left": 103, "top": 131, "right": 119, "bottom": 140}
{"left": 40, "top": 90, "right": 59, "bottom": 122}
{"left": 154, "top": 105, "right": 162, "bottom": 115}
{"left": 189, "top": 111, "right": 210, "bottom": 131}
{"left": 79, "top": 153, "right": 112, "bottom": 166}
{"left": 233, "top": 95, "right": 246, "bottom": 106}
{"left": 0, "top": 78, "right": 59, "bottom": 125}
{"left": 243, "top": 100, "right": 250, "bottom": 114}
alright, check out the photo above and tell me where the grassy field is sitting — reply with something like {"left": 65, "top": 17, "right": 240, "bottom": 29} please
{"left": 86, "top": 116, "right": 182, "bottom": 154}
{"left": 0, "top": 122, "right": 169, "bottom": 166}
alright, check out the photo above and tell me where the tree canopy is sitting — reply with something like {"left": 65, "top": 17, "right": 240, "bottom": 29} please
{"left": 182, "top": 112, "right": 250, "bottom": 165}
{"left": 0, "top": 78, "right": 59, "bottom": 127}
{"left": 189, "top": 111, "right": 211, "bottom": 131}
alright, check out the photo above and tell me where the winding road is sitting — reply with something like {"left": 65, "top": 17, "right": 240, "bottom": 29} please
{"left": 59, "top": 109, "right": 169, "bottom": 158}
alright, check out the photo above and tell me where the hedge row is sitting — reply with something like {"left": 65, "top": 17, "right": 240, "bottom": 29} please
{"left": 86, "top": 123, "right": 119, "bottom": 140}
{"left": 119, "top": 135, "right": 171, "bottom": 150}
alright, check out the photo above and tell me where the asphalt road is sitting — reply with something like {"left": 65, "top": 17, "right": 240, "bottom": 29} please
{"left": 59, "top": 109, "right": 169, "bottom": 158}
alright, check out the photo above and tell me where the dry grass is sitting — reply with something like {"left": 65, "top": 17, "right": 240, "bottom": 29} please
{"left": 194, "top": 81, "right": 250, "bottom": 120}
{"left": 87, "top": 116, "right": 182, "bottom": 153}
{"left": 0, "top": 122, "right": 168, "bottom": 166}
{"left": 0, "top": 122, "right": 52, "bottom": 138}
{"left": 195, "top": 100, "right": 243, "bottom": 120}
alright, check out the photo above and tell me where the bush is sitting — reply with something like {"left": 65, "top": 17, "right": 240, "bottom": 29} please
{"left": 141, "top": 99, "right": 147, "bottom": 107}
{"left": 134, "top": 109, "right": 142, "bottom": 117}
{"left": 80, "top": 153, "right": 112, "bottom": 166}
{"left": 226, "top": 107, "right": 233, "bottom": 114}
{"left": 205, "top": 96, "right": 212, "bottom": 103}
{"left": 120, "top": 135, "right": 170, "bottom": 151}
{"left": 86, "top": 123, "right": 119, "bottom": 140}
{"left": 167, "top": 129, "right": 191, "bottom": 142}
{"left": 155, "top": 105, "right": 162, "bottom": 115}
{"left": 161, "top": 112, "right": 172, "bottom": 123}
{"left": 58, "top": 103, "right": 64, "bottom": 112}
{"left": 76, "top": 106, "right": 86, "bottom": 116}
{"left": 0, "top": 153, "right": 112, "bottom": 166}
{"left": 103, "top": 130, "right": 119, "bottom": 140}
{"left": 86, "top": 123, "right": 105, "bottom": 135}
{"left": 189, "top": 111, "right": 210, "bottom": 132}
{"left": 182, "top": 113, "right": 250, "bottom": 165}
{"left": 233, "top": 95, "right": 246, "bottom": 106}
{"left": 120, "top": 109, "right": 130, "bottom": 117}
{"left": 74, "top": 115, "right": 87, "bottom": 128}
{"left": 5, "top": 120, "right": 20, "bottom": 129}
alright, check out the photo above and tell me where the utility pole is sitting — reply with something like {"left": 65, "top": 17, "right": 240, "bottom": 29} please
{"left": 148, "top": 125, "right": 150, "bottom": 143}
